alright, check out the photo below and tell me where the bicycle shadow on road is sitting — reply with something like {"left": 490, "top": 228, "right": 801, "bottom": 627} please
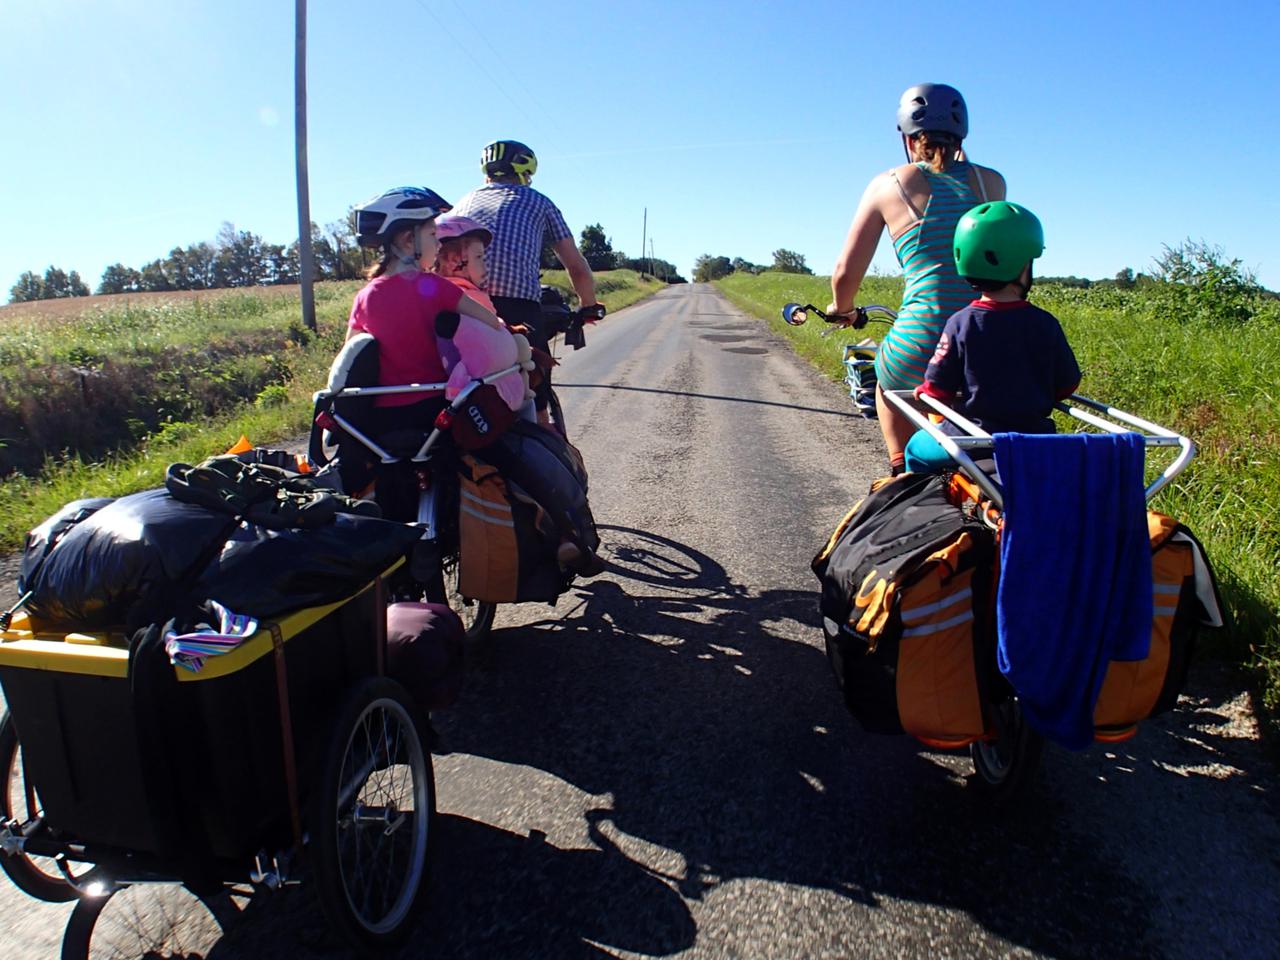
{"left": 202, "top": 807, "right": 694, "bottom": 960}
{"left": 425, "top": 525, "right": 1280, "bottom": 958}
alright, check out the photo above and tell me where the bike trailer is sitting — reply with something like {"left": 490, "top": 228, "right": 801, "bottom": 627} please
{"left": 0, "top": 578, "right": 387, "bottom": 867}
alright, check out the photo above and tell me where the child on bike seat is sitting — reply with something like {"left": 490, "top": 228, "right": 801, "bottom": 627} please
{"left": 348, "top": 187, "right": 506, "bottom": 435}
{"left": 904, "top": 201, "right": 1081, "bottom": 473}
{"left": 432, "top": 214, "right": 533, "bottom": 418}
{"left": 433, "top": 216, "right": 603, "bottom": 577}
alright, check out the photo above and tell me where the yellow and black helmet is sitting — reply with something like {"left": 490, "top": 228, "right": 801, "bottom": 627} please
{"left": 481, "top": 140, "right": 537, "bottom": 185}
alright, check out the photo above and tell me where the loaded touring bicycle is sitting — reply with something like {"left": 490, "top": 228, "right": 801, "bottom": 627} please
{"left": 308, "top": 330, "right": 596, "bottom": 648}
{"left": 789, "top": 302, "right": 1224, "bottom": 797}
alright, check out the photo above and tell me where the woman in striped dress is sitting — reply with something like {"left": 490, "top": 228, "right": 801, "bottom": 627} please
{"left": 828, "top": 84, "right": 1005, "bottom": 473}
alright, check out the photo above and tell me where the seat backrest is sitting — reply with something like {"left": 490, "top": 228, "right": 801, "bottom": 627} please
{"left": 310, "top": 333, "right": 382, "bottom": 488}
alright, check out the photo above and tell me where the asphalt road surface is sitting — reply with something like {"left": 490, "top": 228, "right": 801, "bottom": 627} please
{"left": 2, "top": 284, "right": 1278, "bottom": 958}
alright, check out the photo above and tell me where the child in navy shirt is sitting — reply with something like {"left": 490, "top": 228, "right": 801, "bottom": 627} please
{"left": 904, "top": 202, "right": 1080, "bottom": 472}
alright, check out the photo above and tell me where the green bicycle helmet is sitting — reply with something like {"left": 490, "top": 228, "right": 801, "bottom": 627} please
{"left": 953, "top": 201, "right": 1045, "bottom": 283}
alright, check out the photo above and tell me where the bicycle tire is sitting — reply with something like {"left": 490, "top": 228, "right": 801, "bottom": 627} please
{"left": 0, "top": 710, "right": 95, "bottom": 903}
{"left": 310, "top": 677, "right": 434, "bottom": 952}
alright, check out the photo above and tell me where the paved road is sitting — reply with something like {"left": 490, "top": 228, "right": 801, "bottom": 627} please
{"left": 3, "top": 284, "right": 1278, "bottom": 958}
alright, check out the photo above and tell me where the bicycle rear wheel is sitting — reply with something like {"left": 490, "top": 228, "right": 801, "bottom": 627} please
{"left": 441, "top": 551, "right": 496, "bottom": 646}
{"left": 1, "top": 710, "right": 96, "bottom": 902}
{"left": 545, "top": 387, "right": 568, "bottom": 440}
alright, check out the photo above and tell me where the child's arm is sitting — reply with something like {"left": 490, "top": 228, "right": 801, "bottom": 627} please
{"left": 914, "top": 320, "right": 964, "bottom": 404}
{"left": 1050, "top": 319, "right": 1082, "bottom": 400}
{"left": 456, "top": 293, "right": 505, "bottom": 331}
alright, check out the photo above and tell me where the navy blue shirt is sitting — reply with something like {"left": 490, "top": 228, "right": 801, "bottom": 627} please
{"left": 921, "top": 300, "right": 1081, "bottom": 434}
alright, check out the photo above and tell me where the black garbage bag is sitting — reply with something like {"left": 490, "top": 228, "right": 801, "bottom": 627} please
{"left": 23, "top": 489, "right": 237, "bottom": 630}
{"left": 18, "top": 497, "right": 116, "bottom": 595}
{"left": 194, "top": 512, "right": 424, "bottom": 619}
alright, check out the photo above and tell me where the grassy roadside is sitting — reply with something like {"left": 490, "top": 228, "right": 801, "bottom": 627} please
{"left": 717, "top": 270, "right": 1280, "bottom": 718}
{"left": 539, "top": 268, "right": 665, "bottom": 313}
{"left": 0, "top": 270, "right": 662, "bottom": 551}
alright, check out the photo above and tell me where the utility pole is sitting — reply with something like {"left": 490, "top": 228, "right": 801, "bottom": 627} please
{"left": 640, "top": 208, "right": 647, "bottom": 278}
{"left": 294, "top": 0, "right": 316, "bottom": 330}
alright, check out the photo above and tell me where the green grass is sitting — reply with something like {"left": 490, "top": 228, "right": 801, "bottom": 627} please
{"left": 539, "top": 268, "right": 665, "bottom": 313}
{"left": 0, "top": 270, "right": 661, "bottom": 551}
{"left": 717, "top": 271, "right": 1280, "bottom": 715}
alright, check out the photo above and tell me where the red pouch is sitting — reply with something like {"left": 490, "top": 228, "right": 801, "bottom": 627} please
{"left": 447, "top": 383, "right": 516, "bottom": 450}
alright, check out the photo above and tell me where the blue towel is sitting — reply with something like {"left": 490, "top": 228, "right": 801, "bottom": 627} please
{"left": 993, "top": 432, "right": 1153, "bottom": 750}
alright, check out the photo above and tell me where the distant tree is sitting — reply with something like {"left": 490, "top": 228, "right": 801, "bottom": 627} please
{"left": 1114, "top": 267, "right": 1136, "bottom": 289}
{"left": 266, "top": 242, "right": 299, "bottom": 285}
{"left": 1040, "top": 275, "right": 1092, "bottom": 288}
{"left": 214, "top": 229, "right": 270, "bottom": 287}
{"left": 692, "top": 255, "right": 733, "bottom": 282}
{"left": 732, "top": 256, "right": 765, "bottom": 275}
{"left": 320, "top": 219, "right": 362, "bottom": 280}
{"left": 139, "top": 259, "right": 172, "bottom": 292}
{"left": 66, "top": 271, "right": 90, "bottom": 297}
{"left": 97, "top": 264, "right": 143, "bottom": 294}
{"left": 771, "top": 249, "right": 813, "bottom": 275}
{"left": 9, "top": 271, "right": 45, "bottom": 302}
{"left": 617, "top": 254, "right": 679, "bottom": 279}
{"left": 168, "top": 242, "right": 218, "bottom": 290}
{"left": 42, "top": 266, "right": 71, "bottom": 298}
{"left": 578, "top": 223, "right": 616, "bottom": 270}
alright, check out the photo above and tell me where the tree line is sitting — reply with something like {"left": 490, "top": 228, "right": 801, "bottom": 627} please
{"left": 9, "top": 217, "right": 365, "bottom": 303}
{"left": 553, "top": 223, "right": 684, "bottom": 281}
{"left": 691, "top": 249, "right": 813, "bottom": 283}
{"left": 8, "top": 217, "right": 682, "bottom": 304}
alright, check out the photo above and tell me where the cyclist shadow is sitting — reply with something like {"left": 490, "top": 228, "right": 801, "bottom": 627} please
{"left": 434, "top": 525, "right": 1273, "bottom": 958}
{"left": 411, "top": 814, "right": 696, "bottom": 959}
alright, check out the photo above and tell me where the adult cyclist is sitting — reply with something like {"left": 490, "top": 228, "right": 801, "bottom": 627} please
{"left": 827, "top": 84, "right": 1006, "bottom": 475}
{"left": 451, "top": 140, "right": 605, "bottom": 426}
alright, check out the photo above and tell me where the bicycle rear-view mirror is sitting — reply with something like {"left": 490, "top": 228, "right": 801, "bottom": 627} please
{"left": 782, "top": 302, "right": 809, "bottom": 326}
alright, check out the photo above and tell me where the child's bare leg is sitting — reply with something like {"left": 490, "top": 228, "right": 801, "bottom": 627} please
{"left": 875, "top": 384, "right": 914, "bottom": 472}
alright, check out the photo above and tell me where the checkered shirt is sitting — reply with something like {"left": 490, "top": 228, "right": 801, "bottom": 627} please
{"left": 451, "top": 183, "right": 572, "bottom": 302}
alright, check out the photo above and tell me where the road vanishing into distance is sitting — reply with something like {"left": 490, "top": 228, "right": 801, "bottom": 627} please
{"left": 2, "top": 284, "right": 1279, "bottom": 958}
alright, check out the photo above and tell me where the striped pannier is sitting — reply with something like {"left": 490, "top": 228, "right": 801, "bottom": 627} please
{"left": 813, "top": 473, "right": 997, "bottom": 747}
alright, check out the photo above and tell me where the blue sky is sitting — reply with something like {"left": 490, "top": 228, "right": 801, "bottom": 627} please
{"left": 3, "top": 0, "right": 1278, "bottom": 300}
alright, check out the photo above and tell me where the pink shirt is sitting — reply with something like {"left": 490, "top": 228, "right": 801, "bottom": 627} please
{"left": 348, "top": 272, "right": 463, "bottom": 407}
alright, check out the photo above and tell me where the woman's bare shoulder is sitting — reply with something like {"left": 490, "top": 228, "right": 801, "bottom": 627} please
{"left": 971, "top": 164, "right": 1007, "bottom": 197}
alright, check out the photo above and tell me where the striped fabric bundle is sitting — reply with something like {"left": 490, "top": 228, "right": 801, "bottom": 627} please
{"left": 164, "top": 601, "right": 258, "bottom": 673}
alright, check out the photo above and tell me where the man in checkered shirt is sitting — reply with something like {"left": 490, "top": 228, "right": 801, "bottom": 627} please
{"left": 452, "top": 140, "right": 602, "bottom": 421}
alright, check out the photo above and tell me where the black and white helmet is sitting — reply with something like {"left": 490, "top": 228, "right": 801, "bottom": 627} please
{"left": 896, "top": 83, "right": 968, "bottom": 140}
{"left": 354, "top": 186, "right": 451, "bottom": 248}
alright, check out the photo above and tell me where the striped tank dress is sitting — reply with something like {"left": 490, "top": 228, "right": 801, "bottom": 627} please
{"left": 875, "top": 160, "right": 984, "bottom": 391}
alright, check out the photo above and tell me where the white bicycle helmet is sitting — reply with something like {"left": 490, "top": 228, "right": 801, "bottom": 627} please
{"left": 354, "top": 187, "right": 451, "bottom": 248}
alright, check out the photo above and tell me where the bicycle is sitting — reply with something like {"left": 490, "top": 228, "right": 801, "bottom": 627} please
{"left": 309, "top": 336, "right": 593, "bottom": 650}
{"left": 539, "top": 284, "right": 605, "bottom": 438}
{"left": 781, "top": 302, "right": 896, "bottom": 418}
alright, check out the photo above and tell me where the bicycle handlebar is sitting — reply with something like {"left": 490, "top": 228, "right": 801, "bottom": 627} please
{"left": 781, "top": 302, "right": 897, "bottom": 329}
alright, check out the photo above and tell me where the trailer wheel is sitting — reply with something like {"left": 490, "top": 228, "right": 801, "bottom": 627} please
{"left": 311, "top": 676, "right": 434, "bottom": 951}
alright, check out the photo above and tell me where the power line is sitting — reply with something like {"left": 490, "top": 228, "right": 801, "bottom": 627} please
{"left": 411, "top": 0, "right": 545, "bottom": 138}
